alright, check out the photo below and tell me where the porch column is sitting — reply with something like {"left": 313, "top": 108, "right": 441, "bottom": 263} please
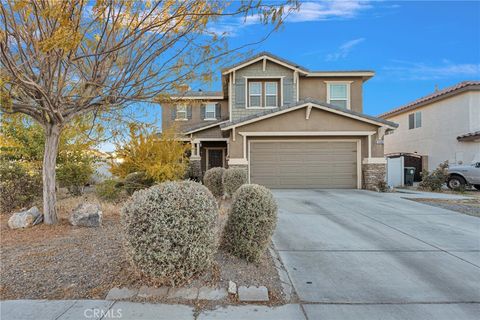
{"left": 189, "top": 141, "right": 202, "bottom": 181}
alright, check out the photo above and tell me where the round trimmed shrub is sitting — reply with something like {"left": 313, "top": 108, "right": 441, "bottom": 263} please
{"left": 122, "top": 181, "right": 217, "bottom": 285}
{"left": 223, "top": 168, "right": 247, "bottom": 197}
{"left": 124, "top": 171, "right": 154, "bottom": 195}
{"left": 223, "top": 184, "right": 277, "bottom": 262}
{"left": 203, "top": 167, "right": 225, "bottom": 197}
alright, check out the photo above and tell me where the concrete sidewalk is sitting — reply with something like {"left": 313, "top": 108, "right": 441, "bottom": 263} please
{"left": 0, "top": 300, "right": 307, "bottom": 320}
{"left": 2, "top": 300, "right": 480, "bottom": 320}
{"left": 0, "top": 300, "right": 480, "bottom": 320}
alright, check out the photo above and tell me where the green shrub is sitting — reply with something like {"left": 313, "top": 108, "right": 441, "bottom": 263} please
{"left": 57, "top": 161, "right": 94, "bottom": 196}
{"left": 223, "top": 168, "right": 248, "bottom": 197}
{"left": 419, "top": 161, "right": 448, "bottom": 192}
{"left": 124, "top": 171, "right": 154, "bottom": 195}
{"left": 95, "top": 179, "right": 124, "bottom": 202}
{"left": 203, "top": 167, "right": 225, "bottom": 197}
{"left": 122, "top": 181, "right": 217, "bottom": 285}
{"left": 0, "top": 161, "right": 42, "bottom": 213}
{"left": 223, "top": 184, "right": 277, "bottom": 262}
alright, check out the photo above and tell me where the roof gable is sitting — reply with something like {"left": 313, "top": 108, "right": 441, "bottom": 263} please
{"left": 222, "top": 52, "right": 309, "bottom": 75}
{"left": 220, "top": 98, "right": 398, "bottom": 130}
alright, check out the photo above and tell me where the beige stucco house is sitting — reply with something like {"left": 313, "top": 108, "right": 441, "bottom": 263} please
{"left": 380, "top": 81, "right": 480, "bottom": 171}
{"left": 161, "top": 52, "right": 397, "bottom": 189}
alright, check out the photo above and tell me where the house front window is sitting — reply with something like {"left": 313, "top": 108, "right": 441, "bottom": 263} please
{"left": 327, "top": 82, "right": 350, "bottom": 109}
{"left": 249, "top": 82, "right": 262, "bottom": 107}
{"left": 176, "top": 104, "right": 187, "bottom": 120}
{"left": 265, "top": 82, "right": 278, "bottom": 107}
{"left": 205, "top": 103, "right": 216, "bottom": 120}
{"left": 408, "top": 111, "right": 422, "bottom": 129}
{"left": 248, "top": 80, "right": 279, "bottom": 108}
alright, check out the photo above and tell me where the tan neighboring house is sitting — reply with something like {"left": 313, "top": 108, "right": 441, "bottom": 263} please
{"left": 379, "top": 81, "right": 480, "bottom": 171}
{"left": 161, "top": 52, "right": 398, "bottom": 189}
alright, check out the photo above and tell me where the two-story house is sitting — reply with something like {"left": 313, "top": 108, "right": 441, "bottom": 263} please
{"left": 380, "top": 81, "right": 480, "bottom": 171}
{"left": 161, "top": 52, "right": 397, "bottom": 189}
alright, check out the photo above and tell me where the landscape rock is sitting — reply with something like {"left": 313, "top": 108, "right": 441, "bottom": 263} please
{"left": 167, "top": 287, "right": 199, "bottom": 300}
{"left": 238, "top": 286, "right": 269, "bottom": 302}
{"left": 8, "top": 207, "right": 43, "bottom": 229}
{"left": 69, "top": 203, "right": 102, "bottom": 227}
{"left": 137, "top": 286, "right": 169, "bottom": 299}
{"left": 105, "top": 287, "right": 138, "bottom": 300}
{"left": 228, "top": 281, "right": 237, "bottom": 295}
{"left": 198, "top": 287, "right": 227, "bottom": 300}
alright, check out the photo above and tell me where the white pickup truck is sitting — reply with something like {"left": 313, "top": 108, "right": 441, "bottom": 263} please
{"left": 447, "top": 162, "right": 480, "bottom": 190}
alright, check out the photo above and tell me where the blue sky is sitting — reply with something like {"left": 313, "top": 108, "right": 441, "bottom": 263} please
{"left": 102, "top": 1, "right": 479, "bottom": 151}
{"left": 207, "top": 0, "right": 480, "bottom": 116}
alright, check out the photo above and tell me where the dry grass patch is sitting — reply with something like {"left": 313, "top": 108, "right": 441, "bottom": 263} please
{"left": 0, "top": 191, "right": 284, "bottom": 305}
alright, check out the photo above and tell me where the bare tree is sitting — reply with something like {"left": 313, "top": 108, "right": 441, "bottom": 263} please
{"left": 0, "top": 0, "right": 297, "bottom": 224}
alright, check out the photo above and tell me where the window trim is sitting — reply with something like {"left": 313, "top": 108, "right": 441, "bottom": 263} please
{"left": 265, "top": 81, "right": 278, "bottom": 107}
{"left": 244, "top": 76, "right": 284, "bottom": 109}
{"left": 248, "top": 81, "right": 262, "bottom": 108}
{"left": 175, "top": 104, "right": 188, "bottom": 121}
{"left": 325, "top": 81, "right": 352, "bottom": 109}
{"left": 408, "top": 111, "right": 422, "bottom": 130}
{"left": 204, "top": 103, "right": 217, "bottom": 120}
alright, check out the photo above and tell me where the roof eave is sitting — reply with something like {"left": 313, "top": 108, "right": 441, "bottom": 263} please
{"left": 183, "top": 120, "right": 229, "bottom": 135}
{"left": 169, "top": 96, "right": 224, "bottom": 100}
{"left": 220, "top": 102, "right": 397, "bottom": 131}
{"left": 305, "top": 71, "right": 375, "bottom": 81}
{"left": 222, "top": 54, "right": 309, "bottom": 75}
{"left": 379, "top": 82, "right": 480, "bottom": 119}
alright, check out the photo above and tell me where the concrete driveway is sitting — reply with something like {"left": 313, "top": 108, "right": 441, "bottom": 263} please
{"left": 272, "top": 189, "right": 480, "bottom": 319}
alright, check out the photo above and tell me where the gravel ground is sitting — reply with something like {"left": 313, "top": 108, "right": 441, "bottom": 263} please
{"left": 411, "top": 198, "right": 480, "bottom": 217}
{"left": 0, "top": 193, "right": 284, "bottom": 305}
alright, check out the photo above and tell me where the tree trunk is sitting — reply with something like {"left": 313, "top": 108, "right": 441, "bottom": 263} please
{"left": 43, "top": 124, "right": 61, "bottom": 224}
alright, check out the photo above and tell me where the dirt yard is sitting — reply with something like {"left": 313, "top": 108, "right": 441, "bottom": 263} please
{"left": 0, "top": 192, "right": 284, "bottom": 304}
{"left": 411, "top": 196, "right": 480, "bottom": 217}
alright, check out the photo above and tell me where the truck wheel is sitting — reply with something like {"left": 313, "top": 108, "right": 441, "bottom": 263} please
{"left": 474, "top": 185, "right": 480, "bottom": 191}
{"left": 447, "top": 176, "right": 466, "bottom": 190}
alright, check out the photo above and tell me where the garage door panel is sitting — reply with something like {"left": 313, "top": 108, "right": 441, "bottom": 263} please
{"left": 250, "top": 141, "right": 358, "bottom": 189}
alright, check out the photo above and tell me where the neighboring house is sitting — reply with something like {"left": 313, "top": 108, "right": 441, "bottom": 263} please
{"left": 379, "top": 81, "right": 480, "bottom": 171}
{"left": 161, "top": 52, "right": 397, "bottom": 189}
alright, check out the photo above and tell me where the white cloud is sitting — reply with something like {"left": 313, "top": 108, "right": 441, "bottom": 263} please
{"left": 211, "top": 0, "right": 372, "bottom": 37}
{"left": 206, "top": 23, "right": 240, "bottom": 37}
{"left": 384, "top": 60, "right": 480, "bottom": 80}
{"left": 285, "top": 0, "right": 372, "bottom": 23}
{"left": 325, "top": 38, "right": 365, "bottom": 61}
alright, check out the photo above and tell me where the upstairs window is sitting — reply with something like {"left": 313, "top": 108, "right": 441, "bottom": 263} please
{"left": 176, "top": 105, "right": 187, "bottom": 120}
{"left": 205, "top": 103, "right": 216, "bottom": 120}
{"left": 408, "top": 111, "right": 422, "bottom": 129}
{"left": 265, "top": 82, "right": 278, "bottom": 107}
{"left": 249, "top": 82, "right": 262, "bottom": 107}
{"left": 327, "top": 82, "right": 350, "bottom": 109}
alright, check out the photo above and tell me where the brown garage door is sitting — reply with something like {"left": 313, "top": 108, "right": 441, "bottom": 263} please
{"left": 250, "top": 141, "right": 358, "bottom": 189}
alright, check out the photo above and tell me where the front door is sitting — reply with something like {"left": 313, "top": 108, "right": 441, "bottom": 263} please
{"left": 207, "top": 148, "right": 224, "bottom": 169}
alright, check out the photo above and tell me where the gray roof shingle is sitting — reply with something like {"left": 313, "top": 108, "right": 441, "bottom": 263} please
{"left": 220, "top": 98, "right": 398, "bottom": 129}
{"left": 182, "top": 119, "right": 227, "bottom": 134}
{"left": 170, "top": 90, "right": 223, "bottom": 98}
{"left": 222, "top": 51, "right": 374, "bottom": 75}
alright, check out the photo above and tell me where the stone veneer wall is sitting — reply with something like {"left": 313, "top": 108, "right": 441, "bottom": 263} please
{"left": 362, "top": 163, "right": 386, "bottom": 191}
